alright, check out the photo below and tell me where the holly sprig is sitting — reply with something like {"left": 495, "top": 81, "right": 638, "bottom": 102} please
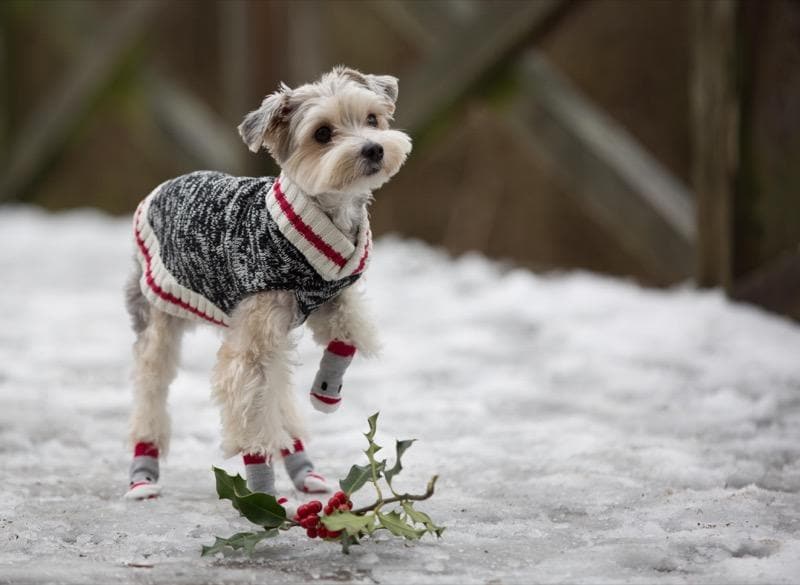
{"left": 202, "top": 412, "right": 443, "bottom": 556}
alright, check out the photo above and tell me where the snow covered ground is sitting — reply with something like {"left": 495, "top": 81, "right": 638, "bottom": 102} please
{"left": 1, "top": 205, "right": 799, "bottom": 585}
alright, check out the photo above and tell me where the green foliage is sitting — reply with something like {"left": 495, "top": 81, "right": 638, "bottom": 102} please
{"left": 212, "top": 466, "right": 286, "bottom": 528}
{"left": 201, "top": 530, "right": 277, "bottom": 557}
{"left": 235, "top": 492, "right": 287, "bottom": 528}
{"left": 320, "top": 511, "right": 375, "bottom": 537}
{"left": 402, "top": 502, "right": 445, "bottom": 538}
{"left": 384, "top": 439, "right": 416, "bottom": 488}
{"left": 377, "top": 510, "right": 426, "bottom": 540}
{"left": 202, "top": 413, "right": 444, "bottom": 557}
{"left": 340, "top": 462, "right": 382, "bottom": 496}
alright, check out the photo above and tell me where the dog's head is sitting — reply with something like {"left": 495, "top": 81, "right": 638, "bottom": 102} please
{"left": 238, "top": 66, "right": 412, "bottom": 196}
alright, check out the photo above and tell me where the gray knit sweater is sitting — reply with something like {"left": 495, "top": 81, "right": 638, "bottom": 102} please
{"left": 133, "top": 171, "right": 371, "bottom": 327}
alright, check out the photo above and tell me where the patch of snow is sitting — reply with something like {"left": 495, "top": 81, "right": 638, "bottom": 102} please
{"left": 1, "top": 206, "right": 799, "bottom": 584}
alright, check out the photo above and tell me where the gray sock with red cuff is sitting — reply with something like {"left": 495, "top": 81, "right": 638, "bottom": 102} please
{"left": 281, "top": 439, "right": 330, "bottom": 493}
{"left": 310, "top": 340, "right": 356, "bottom": 413}
{"left": 129, "top": 442, "right": 159, "bottom": 486}
{"left": 243, "top": 453, "right": 276, "bottom": 495}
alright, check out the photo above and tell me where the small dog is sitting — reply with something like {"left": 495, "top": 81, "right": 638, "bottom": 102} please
{"left": 124, "top": 66, "right": 411, "bottom": 503}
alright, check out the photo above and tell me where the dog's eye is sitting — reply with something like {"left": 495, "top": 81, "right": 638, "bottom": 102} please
{"left": 366, "top": 114, "right": 378, "bottom": 127}
{"left": 314, "top": 126, "right": 332, "bottom": 144}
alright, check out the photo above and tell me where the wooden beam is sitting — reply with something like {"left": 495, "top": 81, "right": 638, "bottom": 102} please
{"left": 366, "top": 1, "right": 437, "bottom": 53}
{"left": 219, "top": 0, "right": 250, "bottom": 126}
{"left": 144, "top": 70, "right": 246, "bottom": 176}
{"left": 0, "top": 7, "right": 8, "bottom": 164}
{"left": 287, "top": 0, "right": 325, "bottom": 85}
{"left": 0, "top": 1, "right": 159, "bottom": 202}
{"left": 505, "top": 51, "right": 696, "bottom": 281}
{"left": 398, "top": 0, "right": 568, "bottom": 133}
{"left": 691, "top": 0, "right": 739, "bottom": 290}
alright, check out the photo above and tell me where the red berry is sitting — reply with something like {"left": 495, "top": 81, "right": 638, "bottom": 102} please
{"left": 297, "top": 504, "right": 309, "bottom": 518}
{"left": 308, "top": 500, "right": 322, "bottom": 514}
{"left": 300, "top": 516, "right": 318, "bottom": 529}
{"left": 306, "top": 527, "right": 318, "bottom": 539}
{"left": 344, "top": 501, "right": 353, "bottom": 511}
{"left": 324, "top": 504, "right": 333, "bottom": 516}
{"left": 318, "top": 526, "right": 329, "bottom": 539}
{"left": 329, "top": 530, "right": 342, "bottom": 539}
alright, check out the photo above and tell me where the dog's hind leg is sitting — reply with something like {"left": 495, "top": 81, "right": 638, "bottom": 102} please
{"left": 211, "top": 291, "right": 302, "bottom": 500}
{"left": 125, "top": 271, "right": 185, "bottom": 499}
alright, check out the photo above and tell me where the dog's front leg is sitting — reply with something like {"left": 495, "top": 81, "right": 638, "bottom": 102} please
{"left": 211, "top": 291, "right": 303, "bottom": 495}
{"left": 304, "top": 286, "right": 380, "bottom": 413}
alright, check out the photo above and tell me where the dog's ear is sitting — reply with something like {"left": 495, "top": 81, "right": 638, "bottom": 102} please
{"left": 238, "top": 83, "right": 294, "bottom": 154}
{"left": 364, "top": 74, "right": 398, "bottom": 104}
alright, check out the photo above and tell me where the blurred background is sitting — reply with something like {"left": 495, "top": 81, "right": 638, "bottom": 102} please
{"left": 1, "top": 0, "right": 798, "bottom": 319}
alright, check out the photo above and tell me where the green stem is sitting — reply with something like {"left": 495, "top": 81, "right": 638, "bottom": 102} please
{"left": 350, "top": 475, "right": 438, "bottom": 516}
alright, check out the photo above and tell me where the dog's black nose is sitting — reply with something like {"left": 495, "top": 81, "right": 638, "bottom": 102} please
{"left": 361, "top": 142, "right": 384, "bottom": 163}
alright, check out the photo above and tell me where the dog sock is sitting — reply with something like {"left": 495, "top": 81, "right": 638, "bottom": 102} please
{"left": 125, "top": 442, "right": 161, "bottom": 500}
{"left": 243, "top": 453, "right": 298, "bottom": 515}
{"left": 310, "top": 340, "right": 356, "bottom": 413}
{"left": 243, "top": 453, "right": 276, "bottom": 495}
{"left": 281, "top": 439, "right": 331, "bottom": 493}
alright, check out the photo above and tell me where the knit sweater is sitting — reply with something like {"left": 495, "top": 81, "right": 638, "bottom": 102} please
{"left": 133, "top": 171, "right": 371, "bottom": 327}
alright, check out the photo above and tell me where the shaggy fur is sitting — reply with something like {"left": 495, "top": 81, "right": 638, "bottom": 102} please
{"left": 126, "top": 66, "right": 410, "bottom": 490}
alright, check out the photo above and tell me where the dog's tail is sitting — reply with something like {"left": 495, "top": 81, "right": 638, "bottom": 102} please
{"left": 125, "top": 260, "right": 150, "bottom": 334}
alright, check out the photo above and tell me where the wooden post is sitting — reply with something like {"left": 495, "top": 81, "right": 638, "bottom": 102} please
{"left": 0, "top": 1, "right": 159, "bottom": 202}
{"left": 691, "top": 0, "right": 740, "bottom": 290}
{"left": 220, "top": 0, "right": 249, "bottom": 126}
{"left": 287, "top": 0, "right": 324, "bottom": 85}
{"left": 507, "top": 51, "right": 696, "bottom": 282}
{"left": 0, "top": 5, "right": 9, "bottom": 164}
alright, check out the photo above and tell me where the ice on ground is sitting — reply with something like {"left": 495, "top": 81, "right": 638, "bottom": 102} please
{"left": 1, "top": 206, "right": 799, "bottom": 584}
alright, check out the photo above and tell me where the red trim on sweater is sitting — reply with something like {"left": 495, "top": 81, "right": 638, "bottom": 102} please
{"left": 273, "top": 180, "right": 347, "bottom": 268}
{"left": 327, "top": 340, "right": 357, "bottom": 357}
{"left": 133, "top": 442, "right": 159, "bottom": 458}
{"left": 134, "top": 205, "right": 227, "bottom": 327}
{"left": 134, "top": 204, "right": 228, "bottom": 327}
{"left": 352, "top": 235, "right": 370, "bottom": 275}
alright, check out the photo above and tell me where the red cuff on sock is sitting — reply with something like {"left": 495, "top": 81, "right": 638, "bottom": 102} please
{"left": 134, "top": 442, "right": 159, "bottom": 458}
{"left": 243, "top": 453, "right": 269, "bottom": 465}
{"left": 327, "top": 340, "right": 356, "bottom": 357}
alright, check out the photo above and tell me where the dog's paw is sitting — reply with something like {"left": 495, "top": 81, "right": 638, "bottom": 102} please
{"left": 310, "top": 392, "right": 341, "bottom": 413}
{"left": 278, "top": 496, "right": 299, "bottom": 519}
{"left": 124, "top": 481, "right": 161, "bottom": 500}
{"left": 298, "top": 471, "right": 332, "bottom": 494}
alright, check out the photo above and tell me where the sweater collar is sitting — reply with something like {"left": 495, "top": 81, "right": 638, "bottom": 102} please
{"left": 265, "top": 174, "right": 372, "bottom": 281}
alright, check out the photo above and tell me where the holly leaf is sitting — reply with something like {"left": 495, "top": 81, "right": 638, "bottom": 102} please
{"left": 384, "top": 439, "right": 415, "bottom": 486}
{"left": 320, "top": 511, "right": 374, "bottom": 536}
{"left": 364, "top": 441, "right": 382, "bottom": 461}
{"left": 339, "top": 461, "right": 384, "bottom": 495}
{"left": 235, "top": 492, "right": 287, "bottom": 528}
{"left": 402, "top": 502, "right": 445, "bottom": 537}
{"left": 377, "top": 510, "right": 425, "bottom": 540}
{"left": 201, "top": 530, "right": 277, "bottom": 557}
{"left": 365, "top": 412, "right": 379, "bottom": 442}
{"left": 213, "top": 466, "right": 251, "bottom": 511}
